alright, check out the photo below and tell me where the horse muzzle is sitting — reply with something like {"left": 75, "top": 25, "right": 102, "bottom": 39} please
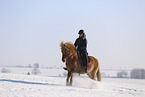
{"left": 62, "top": 58, "right": 66, "bottom": 62}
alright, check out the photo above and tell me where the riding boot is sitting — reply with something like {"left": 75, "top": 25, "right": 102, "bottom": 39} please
{"left": 85, "top": 68, "right": 88, "bottom": 73}
{"left": 85, "top": 64, "right": 88, "bottom": 73}
{"left": 80, "top": 50, "right": 88, "bottom": 73}
{"left": 79, "top": 51, "right": 84, "bottom": 67}
{"left": 84, "top": 52, "right": 88, "bottom": 73}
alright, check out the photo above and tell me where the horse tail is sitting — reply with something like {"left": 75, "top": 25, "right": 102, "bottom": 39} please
{"left": 97, "top": 68, "right": 102, "bottom": 81}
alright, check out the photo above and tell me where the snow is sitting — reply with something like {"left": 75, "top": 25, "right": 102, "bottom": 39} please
{"left": 0, "top": 73, "right": 145, "bottom": 97}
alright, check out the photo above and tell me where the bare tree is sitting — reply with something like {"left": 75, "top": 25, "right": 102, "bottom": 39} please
{"left": 131, "top": 69, "right": 145, "bottom": 79}
{"left": 117, "top": 71, "right": 128, "bottom": 78}
{"left": 1, "top": 68, "right": 11, "bottom": 73}
{"left": 32, "top": 63, "right": 41, "bottom": 75}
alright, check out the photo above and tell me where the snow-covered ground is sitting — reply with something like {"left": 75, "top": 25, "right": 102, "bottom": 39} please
{"left": 0, "top": 73, "right": 145, "bottom": 97}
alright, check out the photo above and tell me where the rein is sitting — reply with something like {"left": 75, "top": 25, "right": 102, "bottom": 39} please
{"left": 62, "top": 43, "right": 77, "bottom": 61}
{"left": 66, "top": 52, "right": 76, "bottom": 60}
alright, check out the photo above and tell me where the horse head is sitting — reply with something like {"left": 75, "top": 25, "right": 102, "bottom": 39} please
{"left": 60, "top": 41, "right": 76, "bottom": 62}
{"left": 60, "top": 41, "right": 70, "bottom": 62}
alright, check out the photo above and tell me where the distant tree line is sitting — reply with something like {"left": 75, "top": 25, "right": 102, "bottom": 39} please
{"left": 116, "top": 69, "right": 145, "bottom": 79}
{"left": 117, "top": 71, "right": 128, "bottom": 78}
{"left": 130, "top": 69, "right": 145, "bottom": 79}
{"left": 1, "top": 68, "right": 11, "bottom": 73}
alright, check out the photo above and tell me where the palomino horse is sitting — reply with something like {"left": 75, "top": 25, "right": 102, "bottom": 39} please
{"left": 60, "top": 41, "right": 101, "bottom": 86}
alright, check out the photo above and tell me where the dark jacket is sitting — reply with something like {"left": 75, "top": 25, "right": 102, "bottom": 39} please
{"left": 74, "top": 37, "right": 87, "bottom": 52}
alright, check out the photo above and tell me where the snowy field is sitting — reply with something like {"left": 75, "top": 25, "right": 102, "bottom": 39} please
{"left": 0, "top": 66, "right": 130, "bottom": 77}
{"left": 0, "top": 73, "right": 145, "bottom": 97}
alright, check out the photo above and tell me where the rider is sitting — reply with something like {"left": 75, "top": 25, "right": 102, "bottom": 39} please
{"left": 74, "top": 29, "right": 88, "bottom": 73}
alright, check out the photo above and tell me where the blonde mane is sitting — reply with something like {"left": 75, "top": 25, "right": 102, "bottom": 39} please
{"left": 61, "top": 41, "right": 77, "bottom": 51}
{"left": 65, "top": 42, "right": 76, "bottom": 50}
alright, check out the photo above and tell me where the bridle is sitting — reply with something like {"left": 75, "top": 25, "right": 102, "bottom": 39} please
{"left": 66, "top": 51, "right": 76, "bottom": 60}
{"left": 62, "top": 45, "right": 76, "bottom": 60}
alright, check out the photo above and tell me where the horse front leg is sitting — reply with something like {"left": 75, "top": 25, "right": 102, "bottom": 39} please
{"left": 70, "top": 74, "right": 73, "bottom": 86}
{"left": 66, "top": 71, "right": 73, "bottom": 86}
{"left": 66, "top": 74, "right": 70, "bottom": 86}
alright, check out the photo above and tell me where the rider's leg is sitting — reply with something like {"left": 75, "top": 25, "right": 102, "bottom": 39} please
{"left": 81, "top": 51, "right": 88, "bottom": 73}
{"left": 84, "top": 51, "right": 88, "bottom": 73}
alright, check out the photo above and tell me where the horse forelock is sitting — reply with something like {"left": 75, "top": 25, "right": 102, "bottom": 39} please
{"left": 65, "top": 42, "right": 76, "bottom": 51}
{"left": 60, "top": 41, "right": 65, "bottom": 50}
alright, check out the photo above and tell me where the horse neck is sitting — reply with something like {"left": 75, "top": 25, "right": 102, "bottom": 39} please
{"left": 67, "top": 49, "right": 78, "bottom": 61}
{"left": 66, "top": 49, "right": 80, "bottom": 70}
{"left": 65, "top": 45, "right": 78, "bottom": 61}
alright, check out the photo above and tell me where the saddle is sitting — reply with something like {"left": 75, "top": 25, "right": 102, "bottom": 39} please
{"left": 63, "top": 52, "right": 91, "bottom": 71}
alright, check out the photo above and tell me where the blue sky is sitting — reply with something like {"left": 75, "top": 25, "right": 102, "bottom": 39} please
{"left": 0, "top": 0, "right": 145, "bottom": 69}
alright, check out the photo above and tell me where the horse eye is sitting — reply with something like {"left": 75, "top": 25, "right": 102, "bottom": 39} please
{"left": 65, "top": 50, "right": 67, "bottom": 53}
{"left": 68, "top": 51, "right": 70, "bottom": 54}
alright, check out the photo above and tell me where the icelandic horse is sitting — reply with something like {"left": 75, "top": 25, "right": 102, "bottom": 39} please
{"left": 60, "top": 41, "right": 101, "bottom": 86}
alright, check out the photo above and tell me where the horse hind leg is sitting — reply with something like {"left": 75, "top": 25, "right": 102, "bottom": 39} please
{"left": 90, "top": 68, "right": 102, "bottom": 81}
{"left": 87, "top": 68, "right": 98, "bottom": 80}
{"left": 87, "top": 73, "right": 94, "bottom": 80}
{"left": 87, "top": 72, "right": 96, "bottom": 80}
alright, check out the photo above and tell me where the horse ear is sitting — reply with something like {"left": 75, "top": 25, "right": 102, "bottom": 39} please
{"left": 60, "top": 41, "right": 64, "bottom": 47}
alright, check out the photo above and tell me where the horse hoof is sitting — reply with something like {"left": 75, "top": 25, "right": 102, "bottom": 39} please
{"left": 66, "top": 83, "right": 72, "bottom": 86}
